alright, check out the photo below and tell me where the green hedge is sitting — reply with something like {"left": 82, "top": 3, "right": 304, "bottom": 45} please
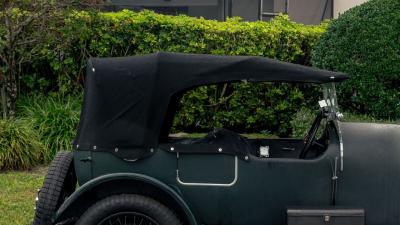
{"left": 173, "top": 82, "right": 310, "bottom": 135}
{"left": 312, "top": 0, "right": 400, "bottom": 120}
{"left": 40, "top": 10, "right": 325, "bottom": 92}
{"left": 0, "top": 10, "right": 326, "bottom": 136}
{"left": 24, "top": 10, "right": 324, "bottom": 136}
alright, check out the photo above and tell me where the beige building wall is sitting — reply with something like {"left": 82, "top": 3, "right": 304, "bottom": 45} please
{"left": 334, "top": 0, "right": 369, "bottom": 18}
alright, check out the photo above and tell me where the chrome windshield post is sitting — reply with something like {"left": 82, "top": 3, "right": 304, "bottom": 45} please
{"left": 323, "top": 83, "right": 344, "bottom": 171}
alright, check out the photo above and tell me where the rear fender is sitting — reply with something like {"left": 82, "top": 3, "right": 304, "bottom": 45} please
{"left": 54, "top": 173, "right": 198, "bottom": 225}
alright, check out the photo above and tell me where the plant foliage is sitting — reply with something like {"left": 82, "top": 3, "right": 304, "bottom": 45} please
{"left": 173, "top": 82, "right": 307, "bottom": 135}
{"left": 312, "top": 0, "right": 400, "bottom": 119}
{"left": 18, "top": 10, "right": 325, "bottom": 94}
{"left": 68, "top": 11, "right": 323, "bottom": 86}
{"left": 0, "top": 10, "right": 326, "bottom": 136}
{"left": 0, "top": 119, "right": 45, "bottom": 170}
{"left": 19, "top": 95, "right": 81, "bottom": 161}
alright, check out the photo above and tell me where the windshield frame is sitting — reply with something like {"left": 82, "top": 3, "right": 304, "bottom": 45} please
{"left": 322, "top": 82, "right": 344, "bottom": 171}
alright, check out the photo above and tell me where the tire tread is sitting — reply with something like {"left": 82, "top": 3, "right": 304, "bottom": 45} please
{"left": 32, "top": 151, "right": 75, "bottom": 225}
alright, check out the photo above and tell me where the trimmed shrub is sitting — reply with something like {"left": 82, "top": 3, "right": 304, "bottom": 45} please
{"left": 0, "top": 119, "right": 45, "bottom": 170}
{"left": 173, "top": 82, "right": 307, "bottom": 136}
{"left": 312, "top": 0, "right": 400, "bottom": 120}
{"left": 19, "top": 95, "right": 81, "bottom": 161}
{"left": 1, "top": 10, "right": 326, "bottom": 136}
{"left": 50, "top": 11, "right": 325, "bottom": 91}
{"left": 2, "top": 10, "right": 325, "bottom": 94}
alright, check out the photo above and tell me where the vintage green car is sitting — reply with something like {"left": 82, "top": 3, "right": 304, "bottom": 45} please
{"left": 32, "top": 52, "right": 400, "bottom": 225}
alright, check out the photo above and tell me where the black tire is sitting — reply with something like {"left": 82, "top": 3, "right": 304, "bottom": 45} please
{"left": 76, "top": 194, "right": 182, "bottom": 225}
{"left": 32, "top": 151, "right": 76, "bottom": 225}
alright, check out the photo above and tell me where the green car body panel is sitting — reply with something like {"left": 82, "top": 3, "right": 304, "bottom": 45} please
{"left": 55, "top": 127, "right": 341, "bottom": 225}
{"left": 55, "top": 155, "right": 198, "bottom": 225}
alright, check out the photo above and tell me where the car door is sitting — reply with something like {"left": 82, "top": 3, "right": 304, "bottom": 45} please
{"left": 175, "top": 137, "right": 340, "bottom": 225}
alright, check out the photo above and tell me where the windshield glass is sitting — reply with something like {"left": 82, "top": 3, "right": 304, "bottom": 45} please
{"left": 322, "top": 83, "right": 342, "bottom": 121}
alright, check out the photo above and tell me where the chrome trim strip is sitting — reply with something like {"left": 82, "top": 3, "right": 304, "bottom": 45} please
{"left": 335, "top": 120, "right": 344, "bottom": 171}
{"left": 176, "top": 156, "right": 238, "bottom": 187}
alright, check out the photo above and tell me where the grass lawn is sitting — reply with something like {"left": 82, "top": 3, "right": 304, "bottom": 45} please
{"left": 0, "top": 167, "right": 46, "bottom": 225}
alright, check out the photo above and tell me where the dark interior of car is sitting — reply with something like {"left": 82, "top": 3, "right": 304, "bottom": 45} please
{"left": 160, "top": 85, "right": 330, "bottom": 160}
{"left": 164, "top": 112, "right": 330, "bottom": 160}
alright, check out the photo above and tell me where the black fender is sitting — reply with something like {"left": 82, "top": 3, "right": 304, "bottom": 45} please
{"left": 54, "top": 173, "right": 198, "bottom": 225}
{"left": 338, "top": 122, "right": 400, "bottom": 225}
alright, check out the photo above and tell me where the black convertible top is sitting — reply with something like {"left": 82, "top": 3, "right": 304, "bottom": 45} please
{"left": 73, "top": 52, "right": 347, "bottom": 159}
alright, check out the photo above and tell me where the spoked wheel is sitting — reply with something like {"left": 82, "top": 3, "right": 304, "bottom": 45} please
{"left": 32, "top": 151, "right": 76, "bottom": 225}
{"left": 76, "top": 194, "right": 181, "bottom": 225}
{"left": 99, "top": 212, "right": 159, "bottom": 225}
